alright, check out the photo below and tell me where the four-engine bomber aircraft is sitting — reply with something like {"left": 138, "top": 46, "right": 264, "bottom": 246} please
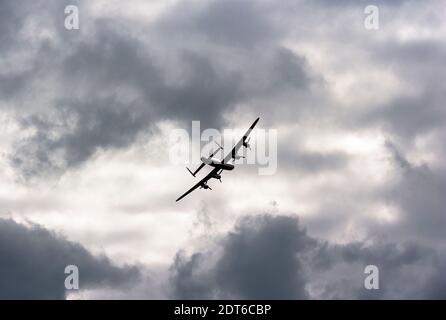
{"left": 176, "top": 117, "right": 259, "bottom": 202}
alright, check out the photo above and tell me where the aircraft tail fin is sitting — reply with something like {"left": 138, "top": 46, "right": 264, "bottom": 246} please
{"left": 186, "top": 167, "right": 196, "bottom": 177}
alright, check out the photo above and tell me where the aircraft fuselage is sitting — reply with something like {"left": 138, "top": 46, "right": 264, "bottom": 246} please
{"left": 201, "top": 156, "right": 234, "bottom": 170}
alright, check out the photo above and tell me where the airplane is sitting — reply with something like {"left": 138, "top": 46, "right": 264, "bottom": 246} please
{"left": 176, "top": 117, "right": 260, "bottom": 202}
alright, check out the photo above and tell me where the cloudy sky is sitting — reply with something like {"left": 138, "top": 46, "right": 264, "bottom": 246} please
{"left": 1, "top": 0, "right": 446, "bottom": 299}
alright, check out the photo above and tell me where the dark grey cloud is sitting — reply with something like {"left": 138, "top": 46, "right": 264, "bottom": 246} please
{"left": 2, "top": 0, "right": 445, "bottom": 182}
{"left": 273, "top": 1, "right": 446, "bottom": 148}
{"left": 156, "top": 0, "right": 280, "bottom": 48}
{"left": 0, "top": 218, "right": 140, "bottom": 299}
{"left": 3, "top": 0, "right": 318, "bottom": 179}
{"left": 0, "top": 70, "right": 32, "bottom": 101}
{"left": 382, "top": 141, "right": 446, "bottom": 242}
{"left": 422, "top": 255, "right": 446, "bottom": 299}
{"left": 6, "top": 19, "right": 243, "bottom": 177}
{"left": 385, "top": 140, "right": 411, "bottom": 170}
{"left": 304, "top": 139, "right": 446, "bottom": 254}
{"left": 170, "top": 214, "right": 446, "bottom": 299}
{"left": 360, "top": 89, "right": 446, "bottom": 143}
{"left": 318, "top": 240, "right": 436, "bottom": 299}
{"left": 194, "top": 0, "right": 278, "bottom": 47}
{"left": 0, "top": 0, "right": 24, "bottom": 50}
{"left": 171, "top": 215, "right": 316, "bottom": 299}
{"left": 356, "top": 39, "right": 446, "bottom": 143}
{"left": 279, "top": 147, "right": 349, "bottom": 174}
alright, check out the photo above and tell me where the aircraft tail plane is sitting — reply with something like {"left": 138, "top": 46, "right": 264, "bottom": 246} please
{"left": 186, "top": 167, "right": 195, "bottom": 177}
{"left": 186, "top": 163, "right": 204, "bottom": 177}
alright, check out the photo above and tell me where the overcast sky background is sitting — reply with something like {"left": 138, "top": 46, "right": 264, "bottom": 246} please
{"left": 1, "top": 0, "right": 446, "bottom": 299}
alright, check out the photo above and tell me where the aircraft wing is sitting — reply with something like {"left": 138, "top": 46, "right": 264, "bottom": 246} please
{"left": 222, "top": 117, "right": 259, "bottom": 164}
{"left": 176, "top": 168, "right": 220, "bottom": 202}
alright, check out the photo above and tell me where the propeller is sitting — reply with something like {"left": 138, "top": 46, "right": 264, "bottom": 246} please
{"left": 200, "top": 183, "right": 212, "bottom": 190}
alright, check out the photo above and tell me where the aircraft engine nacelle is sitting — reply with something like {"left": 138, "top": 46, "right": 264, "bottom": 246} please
{"left": 211, "top": 173, "right": 221, "bottom": 180}
{"left": 243, "top": 137, "right": 252, "bottom": 150}
{"left": 219, "top": 163, "right": 234, "bottom": 170}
